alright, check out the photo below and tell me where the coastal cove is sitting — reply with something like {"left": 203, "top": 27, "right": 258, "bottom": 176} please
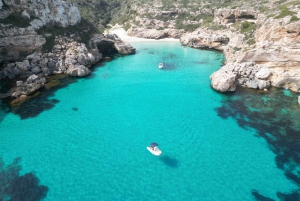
{"left": 0, "top": 41, "right": 300, "bottom": 201}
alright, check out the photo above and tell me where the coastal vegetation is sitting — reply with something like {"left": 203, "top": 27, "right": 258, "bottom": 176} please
{"left": 57, "top": 0, "right": 299, "bottom": 35}
{"left": 37, "top": 19, "right": 98, "bottom": 52}
{"left": 240, "top": 21, "right": 256, "bottom": 45}
{"left": 273, "top": 1, "right": 300, "bottom": 22}
{"left": 0, "top": 12, "right": 34, "bottom": 27}
{"left": 68, "top": 0, "right": 121, "bottom": 32}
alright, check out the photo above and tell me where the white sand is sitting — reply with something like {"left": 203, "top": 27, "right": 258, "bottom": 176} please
{"left": 107, "top": 28, "right": 179, "bottom": 43}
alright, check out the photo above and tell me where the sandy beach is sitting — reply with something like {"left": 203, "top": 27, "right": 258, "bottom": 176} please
{"left": 107, "top": 27, "right": 179, "bottom": 43}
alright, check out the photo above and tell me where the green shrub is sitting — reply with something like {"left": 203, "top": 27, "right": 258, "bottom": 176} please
{"left": 233, "top": 47, "right": 242, "bottom": 51}
{"left": 267, "top": 14, "right": 276, "bottom": 18}
{"left": 38, "top": 18, "right": 98, "bottom": 51}
{"left": 0, "top": 12, "right": 33, "bottom": 27}
{"left": 259, "top": 6, "right": 269, "bottom": 13}
{"left": 290, "top": 16, "right": 299, "bottom": 22}
{"left": 42, "top": 34, "right": 55, "bottom": 52}
{"left": 202, "top": 15, "right": 214, "bottom": 27}
{"left": 209, "top": 23, "right": 226, "bottom": 31}
{"left": 274, "top": 5, "right": 296, "bottom": 19}
{"left": 240, "top": 21, "right": 256, "bottom": 34}
{"left": 124, "top": 22, "right": 131, "bottom": 31}
{"left": 247, "top": 38, "right": 255, "bottom": 45}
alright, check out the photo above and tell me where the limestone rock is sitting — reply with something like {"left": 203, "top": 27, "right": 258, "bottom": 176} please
{"left": 16, "top": 60, "right": 31, "bottom": 71}
{"left": 245, "top": 79, "right": 258, "bottom": 89}
{"left": 114, "top": 40, "right": 136, "bottom": 55}
{"left": 87, "top": 53, "right": 95, "bottom": 64}
{"left": 21, "top": 9, "right": 30, "bottom": 19}
{"left": 26, "top": 74, "right": 39, "bottom": 84}
{"left": 257, "top": 79, "right": 270, "bottom": 90}
{"left": 255, "top": 67, "right": 271, "bottom": 79}
{"left": 16, "top": 81, "right": 24, "bottom": 87}
{"left": 180, "top": 29, "right": 229, "bottom": 51}
{"left": 92, "top": 34, "right": 135, "bottom": 55}
{"left": 31, "top": 66, "right": 41, "bottom": 74}
{"left": 47, "top": 61, "right": 55, "bottom": 69}
{"left": 127, "top": 28, "right": 184, "bottom": 39}
{"left": 128, "top": 28, "right": 166, "bottom": 39}
{"left": 210, "top": 67, "right": 237, "bottom": 92}
{"left": 30, "top": 19, "right": 44, "bottom": 30}
{"left": 11, "top": 76, "right": 46, "bottom": 98}
{"left": 214, "top": 9, "right": 257, "bottom": 25}
{"left": 66, "top": 65, "right": 91, "bottom": 77}
{"left": 89, "top": 49, "right": 102, "bottom": 64}
{"left": 298, "top": 96, "right": 300, "bottom": 105}
{"left": 0, "top": 0, "right": 81, "bottom": 62}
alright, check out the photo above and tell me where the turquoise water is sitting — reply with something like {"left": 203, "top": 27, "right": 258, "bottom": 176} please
{"left": 0, "top": 41, "right": 299, "bottom": 201}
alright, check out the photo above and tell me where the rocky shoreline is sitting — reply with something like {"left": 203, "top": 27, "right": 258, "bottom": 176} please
{"left": 0, "top": 0, "right": 135, "bottom": 104}
{"left": 122, "top": 7, "right": 300, "bottom": 94}
{"left": 1, "top": 33, "right": 135, "bottom": 101}
{"left": 1, "top": 0, "right": 300, "bottom": 106}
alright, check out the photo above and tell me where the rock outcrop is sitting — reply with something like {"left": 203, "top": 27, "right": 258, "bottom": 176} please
{"left": 210, "top": 68, "right": 237, "bottom": 92}
{"left": 92, "top": 34, "right": 136, "bottom": 55}
{"left": 214, "top": 9, "right": 257, "bottom": 25}
{"left": 0, "top": 0, "right": 81, "bottom": 62}
{"left": 210, "top": 62, "right": 271, "bottom": 91}
{"left": 180, "top": 7, "right": 300, "bottom": 93}
{"left": 236, "top": 18, "right": 300, "bottom": 92}
{"left": 180, "top": 28, "right": 230, "bottom": 51}
{"left": 0, "top": 33, "right": 135, "bottom": 98}
{"left": 1, "top": 0, "right": 81, "bottom": 27}
{"left": 127, "top": 27, "right": 185, "bottom": 39}
{"left": 11, "top": 75, "right": 46, "bottom": 98}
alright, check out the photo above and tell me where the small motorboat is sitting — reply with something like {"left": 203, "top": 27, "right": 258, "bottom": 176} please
{"left": 147, "top": 142, "right": 162, "bottom": 156}
{"left": 158, "top": 62, "right": 163, "bottom": 69}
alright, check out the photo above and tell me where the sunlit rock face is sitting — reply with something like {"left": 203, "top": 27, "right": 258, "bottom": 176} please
{"left": 0, "top": 0, "right": 81, "bottom": 63}
{"left": 239, "top": 19, "right": 300, "bottom": 92}
{"left": 1, "top": 0, "right": 81, "bottom": 27}
{"left": 214, "top": 9, "right": 257, "bottom": 25}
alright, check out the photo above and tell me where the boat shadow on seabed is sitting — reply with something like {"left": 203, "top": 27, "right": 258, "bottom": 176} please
{"left": 159, "top": 155, "right": 179, "bottom": 168}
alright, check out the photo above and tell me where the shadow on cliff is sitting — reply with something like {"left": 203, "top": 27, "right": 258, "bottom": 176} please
{"left": 215, "top": 86, "right": 300, "bottom": 200}
{"left": 0, "top": 157, "right": 49, "bottom": 201}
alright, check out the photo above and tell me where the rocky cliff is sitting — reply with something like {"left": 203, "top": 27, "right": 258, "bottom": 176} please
{"left": 0, "top": 0, "right": 81, "bottom": 63}
{"left": 116, "top": 1, "right": 300, "bottom": 92}
{"left": 0, "top": 0, "right": 135, "bottom": 102}
{"left": 106, "top": 0, "right": 300, "bottom": 93}
{"left": 1, "top": 0, "right": 300, "bottom": 101}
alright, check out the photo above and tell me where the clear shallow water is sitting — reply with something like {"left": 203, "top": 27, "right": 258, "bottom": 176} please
{"left": 0, "top": 41, "right": 299, "bottom": 201}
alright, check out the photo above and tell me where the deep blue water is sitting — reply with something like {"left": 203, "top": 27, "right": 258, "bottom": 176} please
{"left": 0, "top": 41, "right": 299, "bottom": 201}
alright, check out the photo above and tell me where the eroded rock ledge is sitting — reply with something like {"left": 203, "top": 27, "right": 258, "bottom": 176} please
{"left": 0, "top": 34, "right": 135, "bottom": 99}
{"left": 127, "top": 27, "right": 185, "bottom": 39}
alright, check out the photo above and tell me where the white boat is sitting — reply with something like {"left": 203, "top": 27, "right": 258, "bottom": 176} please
{"left": 158, "top": 63, "right": 163, "bottom": 69}
{"left": 146, "top": 142, "right": 162, "bottom": 156}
